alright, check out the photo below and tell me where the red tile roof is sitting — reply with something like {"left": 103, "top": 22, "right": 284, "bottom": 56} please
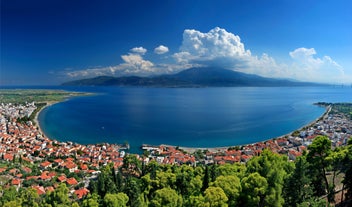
{"left": 32, "top": 186, "right": 46, "bottom": 195}
{"left": 11, "top": 178, "right": 21, "bottom": 185}
{"left": 74, "top": 188, "right": 90, "bottom": 199}
{"left": 66, "top": 177, "right": 78, "bottom": 185}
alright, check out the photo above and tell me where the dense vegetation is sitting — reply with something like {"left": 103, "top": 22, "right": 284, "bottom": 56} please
{"left": 316, "top": 103, "right": 352, "bottom": 120}
{"left": 1, "top": 136, "right": 351, "bottom": 207}
{"left": 0, "top": 89, "right": 89, "bottom": 104}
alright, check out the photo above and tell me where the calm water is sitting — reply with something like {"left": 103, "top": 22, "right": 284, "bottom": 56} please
{"left": 33, "top": 86, "right": 350, "bottom": 153}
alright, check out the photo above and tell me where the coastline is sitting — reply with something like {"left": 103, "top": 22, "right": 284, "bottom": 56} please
{"left": 34, "top": 101, "right": 60, "bottom": 139}
{"left": 157, "top": 104, "right": 331, "bottom": 154}
{"left": 32, "top": 91, "right": 94, "bottom": 141}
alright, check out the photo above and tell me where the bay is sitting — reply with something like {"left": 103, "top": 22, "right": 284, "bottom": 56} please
{"left": 36, "top": 86, "right": 351, "bottom": 153}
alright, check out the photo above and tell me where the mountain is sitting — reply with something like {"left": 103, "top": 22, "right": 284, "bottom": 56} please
{"left": 62, "top": 67, "right": 322, "bottom": 87}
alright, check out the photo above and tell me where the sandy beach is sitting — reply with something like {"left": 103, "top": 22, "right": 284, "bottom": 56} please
{"left": 34, "top": 101, "right": 60, "bottom": 138}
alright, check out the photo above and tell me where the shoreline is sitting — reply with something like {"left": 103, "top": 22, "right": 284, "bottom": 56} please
{"left": 34, "top": 101, "right": 60, "bottom": 139}
{"left": 156, "top": 104, "right": 331, "bottom": 154}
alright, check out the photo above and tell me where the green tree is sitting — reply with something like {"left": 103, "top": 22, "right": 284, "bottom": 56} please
{"left": 150, "top": 187, "right": 183, "bottom": 207}
{"left": 104, "top": 193, "right": 129, "bottom": 207}
{"left": 342, "top": 138, "right": 352, "bottom": 201}
{"left": 81, "top": 193, "right": 99, "bottom": 207}
{"left": 20, "top": 188, "right": 40, "bottom": 207}
{"left": 216, "top": 163, "right": 246, "bottom": 178}
{"left": 3, "top": 200, "right": 22, "bottom": 207}
{"left": 307, "top": 136, "right": 332, "bottom": 199}
{"left": 0, "top": 186, "right": 19, "bottom": 205}
{"left": 212, "top": 175, "right": 241, "bottom": 206}
{"left": 187, "top": 195, "right": 205, "bottom": 207}
{"left": 122, "top": 154, "right": 142, "bottom": 176}
{"left": 283, "top": 155, "right": 313, "bottom": 207}
{"left": 46, "top": 183, "right": 71, "bottom": 207}
{"left": 170, "top": 165, "right": 203, "bottom": 200}
{"left": 201, "top": 165, "right": 209, "bottom": 192}
{"left": 203, "top": 186, "right": 228, "bottom": 207}
{"left": 246, "top": 149, "right": 291, "bottom": 206}
{"left": 241, "top": 172, "right": 268, "bottom": 207}
{"left": 124, "top": 176, "right": 143, "bottom": 207}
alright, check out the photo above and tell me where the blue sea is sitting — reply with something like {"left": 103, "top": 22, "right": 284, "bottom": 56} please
{"left": 4, "top": 86, "right": 351, "bottom": 153}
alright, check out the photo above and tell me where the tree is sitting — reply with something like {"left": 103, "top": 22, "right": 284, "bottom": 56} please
{"left": 20, "top": 188, "right": 40, "bottom": 207}
{"left": 241, "top": 172, "right": 268, "bottom": 207}
{"left": 283, "top": 155, "right": 313, "bottom": 207}
{"left": 3, "top": 200, "right": 22, "bottom": 207}
{"left": 81, "top": 193, "right": 99, "bottom": 207}
{"left": 212, "top": 175, "right": 241, "bottom": 206}
{"left": 46, "top": 183, "right": 71, "bottom": 206}
{"left": 216, "top": 163, "right": 246, "bottom": 178}
{"left": 307, "top": 136, "right": 332, "bottom": 199}
{"left": 122, "top": 154, "right": 142, "bottom": 176}
{"left": 104, "top": 193, "right": 129, "bottom": 207}
{"left": 0, "top": 186, "right": 19, "bottom": 205}
{"left": 124, "top": 176, "right": 143, "bottom": 207}
{"left": 342, "top": 138, "right": 352, "bottom": 200}
{"left": 174, "top": 165, "right": 203, "bottom": 197}
{"left": 201, "top": 165, "right": 209, "bottom": 192}
{"left": 150, "top": 187, "right": 183, "bottom": 207}
{"left": 246, "top": 149, "right": 291, "bottom": 206}
{"left": 203, "top": 186, "right": 228, "bottom": 207}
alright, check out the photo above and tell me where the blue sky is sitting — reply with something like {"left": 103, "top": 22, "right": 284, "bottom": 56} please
{"left": 1, "top": 0, "right": 351, "bottom": 85}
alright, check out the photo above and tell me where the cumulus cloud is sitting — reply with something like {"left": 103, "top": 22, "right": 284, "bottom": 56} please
{"left": 130, "top": 47, "right": 147, "bottom": 55}
{"left": 173, "top": 27, "right": 346, "bottom": 83}
{"left": 120, "top": 53, "right": 154, "bottom": 72}
{"left": 174, "top": 27, "right": 252, "bottom": 68}
{"left": 287, "top": 47, "right": 345, "bottom": 83}
{"left": 66, "top": 51, "right": 155, "bottom": 78}
{"left": 65, "top": 27, "right": 347, "bottom": 83}
{"left": 154, "top": 45, "right": 169, "bottom": 54}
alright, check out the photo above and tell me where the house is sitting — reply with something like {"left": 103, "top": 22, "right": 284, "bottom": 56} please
{"left": 288, "top": 150, "right": 302, "bottom": 161}
{"left": 66, "top": 177, "right": 78, "bottom": 186}
{"left": 64, "top": 162, "right": 77, "bottom": 173}
{"left": 74, "top": 188, "right": 90, "bottom": 199}
{"left": 57, "top": 175, "right": 67, "bottom": 183}
{"left": 3, "top": 153, "right": 14, "bottom": 161}
{"left": 11, "top": 178, "right": 21, "bottom": 186}
{"left": 40, "top": 161, "right": 52, "bottom": 169}
{"left": 32, "top": 185, "right": 46, "bottom": 195}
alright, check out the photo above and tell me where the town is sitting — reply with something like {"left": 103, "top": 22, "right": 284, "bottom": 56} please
{"left": 0, "top": 101, "right": 351, "bottom": 199}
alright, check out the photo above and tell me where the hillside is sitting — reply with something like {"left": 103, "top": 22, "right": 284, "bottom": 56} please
{"left": 62, "top": 67, "right": 322, "bottom": 87}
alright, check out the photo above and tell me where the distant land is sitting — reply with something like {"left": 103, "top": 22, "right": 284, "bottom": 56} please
{"left": 62, "top": 67, "right": 325, "bottom": 87}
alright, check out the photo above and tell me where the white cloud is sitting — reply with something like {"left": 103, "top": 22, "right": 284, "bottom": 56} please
{"left": 173, "top": 27, "right": 346, "bottom": 83}
{"left": 154, "top": 45, "right": 169, "bottom": 54}
{"left": 65, "top": 27, "right": 348, "bottom": 83}
{"left": 287, "top": 47, "right": 345, "bottom": 83}
{"left": 174, "top": 27, "right": 252, "bottom": 68}
{"left": 130, "top": 47, "right": 147, "bottom": 55}
{"left": 120, "top": 53, "right": 154, "bottom": 72}
{"left": 66, "top": 53, "right": 155, "bottom": 78}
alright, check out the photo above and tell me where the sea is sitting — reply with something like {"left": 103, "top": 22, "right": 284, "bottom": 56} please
{"left": 3, "top": 86, "right": 352, "bottom": 153}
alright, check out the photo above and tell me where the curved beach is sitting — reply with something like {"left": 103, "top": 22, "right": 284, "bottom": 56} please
{"left": 34, "top": 101, "right": 59, "bottom": 139}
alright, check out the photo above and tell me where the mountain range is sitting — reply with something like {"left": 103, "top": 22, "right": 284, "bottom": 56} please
{"left": 62, "top": 67, "right": 323, "bottom": 87}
